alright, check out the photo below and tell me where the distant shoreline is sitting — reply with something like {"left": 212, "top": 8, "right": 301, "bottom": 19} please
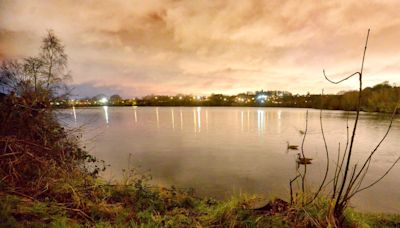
{"left": 57, "top": 104, "right": 399, "bottom": 115}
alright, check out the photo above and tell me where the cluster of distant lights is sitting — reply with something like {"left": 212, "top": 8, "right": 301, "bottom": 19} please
{"left": 63, "top": 91, "right": 288, "bottom": 108}
{"left": 69, "top": 94, "right": 269, "bottom": 105}
{"left": 99, "top": 97, "right": 108, "bottom": 104}
{"left": 236, "top": 97, "right": 257, "bottom": 103}
{"left": 67, "top": 94, "right": 271, "bottom": 106}
{"left": 151, "top": 95, "right": 268, "bottom": 103}
{"left": 256, "top": 94, "right": 268, "bottom": 103}
{"left": 155, "top": 96, "right": 203, "bottom": 100}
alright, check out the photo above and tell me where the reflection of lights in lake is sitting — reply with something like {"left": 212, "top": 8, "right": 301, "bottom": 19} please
{"left": 72, "top": 106, "right": 77, "bottom": 122}
{"left": 103, "top": 106, "right": 109, "bottom": 124}
{"left": 257, "top": 109, "right": 265, "bottom": 135}
{"left": 180, "top": 109, "right": 183, "bottom": 130}
{"left": 156, "top": 108, "right": 159, "bottom": 128}
{"left": 277, "top": 110, "right": 282, "bottom": 133}
{"left": 197, "top": 107, "right": 201, "bottom": 132}
{"left": 171, "top": 108, "right": 175, "bottom": 130}
{"left": 134, "top": 108, "right": 138, "bottom": 123}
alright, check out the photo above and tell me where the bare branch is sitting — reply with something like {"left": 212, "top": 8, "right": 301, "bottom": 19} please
{"left": 332, "top": 114, "right": 350, "bottom": 200}
{"left": 300, "top": 110, "right": 309, "bottom": 201}
{"left": 323, "top": 71, "right": 360, "bottom": 84}
{"left": 334, "top": 29, "right": 370, "bottom": 215}
{"left": 301, "top": 110, "right": 309, "bottom": 158}
{"left": 309, "top": 90, "right": 330, "bottom": 203}
{"left": 343, "top": 164, "right": 358, "bottom": 200}
{"left": 332, "top": 142, "right": 341, "bottom": 198}
{"left": 360, "top": 29, "right": 370, "bottom": 76}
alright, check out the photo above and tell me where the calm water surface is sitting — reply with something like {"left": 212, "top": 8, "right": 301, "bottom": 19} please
{"left": 59, "top": 107, "right": 400, "bottom": 213}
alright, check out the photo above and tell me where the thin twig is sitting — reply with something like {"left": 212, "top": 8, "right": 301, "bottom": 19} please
{"left": 301, "top": 110, "right": 309, "bottom": 159}
{"left": 333, "top": 114, "right": 350, "bottom": 197}
{"left": 347, "top": 155, "right": 400, "bottom": 199}
{"left": 332, "top": 143, "right": 341, "bottom": 198}
{"left": 290, "top": 174, "right": 301, "bottom": 205}
{"left": 300, "top": 110, "right": 309, "bottom": 204}
{"left": 309, "top": 90, "right": 330, "bottom": 203}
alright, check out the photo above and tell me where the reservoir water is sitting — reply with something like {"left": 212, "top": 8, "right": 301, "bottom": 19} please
{"left": 59, "top": 107, "right": 400, "bottom": 213}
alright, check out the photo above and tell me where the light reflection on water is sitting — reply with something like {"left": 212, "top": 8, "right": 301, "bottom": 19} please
{"left": 102, "top": 106, "right": 109, "bottom": 124}
{"left": 257, "top": 109, "right": 265, "bottom": 135}
{"left": 133, "top": 107, "right": 138, "bottom": 123}
{"left": 59, "top": 107, "right": 400, "bottom": 213}
{"left": 72, "top": 106, "right": 77, "bottom": 122}
{"left": 156, "top": 107, "right": 159, "bottom": 128}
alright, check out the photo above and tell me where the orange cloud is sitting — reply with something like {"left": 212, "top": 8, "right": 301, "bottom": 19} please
{"left": 1, "top": 0, "right": 400, "bottom": 97}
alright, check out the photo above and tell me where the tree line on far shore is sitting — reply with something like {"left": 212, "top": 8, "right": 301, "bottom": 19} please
{"left": 69, "top": 81, "right": 400, "bottom": 114}
{"left": 302, "top": 81, "right": 399, "bottom": 113}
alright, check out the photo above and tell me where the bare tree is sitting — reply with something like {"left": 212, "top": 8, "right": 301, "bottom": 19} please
{"left": 39, "top": 30, "right": 69, "bottom": 92}
{"left": 1, "top": 30, "right": 71, "bottom": 101}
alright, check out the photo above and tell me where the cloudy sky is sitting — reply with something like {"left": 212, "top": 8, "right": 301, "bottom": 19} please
{"left": 1, "top": 0, "right": 400, "bottom": 98}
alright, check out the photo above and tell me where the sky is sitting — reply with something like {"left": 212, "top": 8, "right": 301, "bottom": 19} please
{"left": 1, "top": 0, "right": 400, "bottom": 98}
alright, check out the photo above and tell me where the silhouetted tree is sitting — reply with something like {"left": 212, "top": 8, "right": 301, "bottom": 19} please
{"left": 23, "top": 57, "right": 43, "bottom": 93}
{"left": 110, "top": 94, "right": 122, "bottom": 105}
{"left": 39, "top": 30, "right": 69, "bottom": 92}
{"left": 1, "top": 31, "right": 71, "bottom": 102}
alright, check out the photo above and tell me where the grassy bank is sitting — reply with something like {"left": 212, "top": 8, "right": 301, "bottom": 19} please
{"left": 2, "top": 179, "right": 400, "bottom": 227}
{"left": 0, "top": 95, "right": 399, "bottom": 227}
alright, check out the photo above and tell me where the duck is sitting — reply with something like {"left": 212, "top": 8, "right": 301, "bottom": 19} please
{"left": 296, "top": 153, "right": 313, "bottom": 165}
{"left": 287, "top": 141, "right": 299, "bottom": 150}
